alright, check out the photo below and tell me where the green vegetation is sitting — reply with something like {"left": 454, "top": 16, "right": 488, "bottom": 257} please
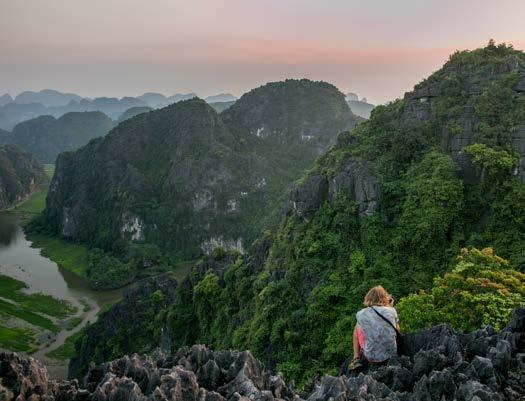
{"left": 0, "top": 274, "right": 77, "bottom": 337}
{"left": 28, "top": 234, "right": 89, "bottom": 277}
{"left": 398, "top": 248, "right": 525, "bottom": 332}
{"left": 0, "top": 274, "right": 76, "bottom": 319}
{"left": 34, "top": 80, "right": 358, "bottom": 265}
{"left": 12, "top": 189, "right": 48, "bottom": 215}
{"left": 87, "top": 249, "right": 135, "bottom": 290}
{"left": 65, "top": 316, "right": 83, "bottom": 330}
{"left": 66, "top": 44, "right": 525, "bottom": 384}
{"left": 0, "top": 326, "right": 36, "bottom": 352}
{"left": 46, "top": 331, "right": 84, "bottom": 359}
{"left": 0, "top": 298, "right": 58, "bottom": 332}
{"left": 10, "top": 163, "right": 54, "bottom": 221}
{"left": 155, "top": 43, "right": 525, "bottom": 385}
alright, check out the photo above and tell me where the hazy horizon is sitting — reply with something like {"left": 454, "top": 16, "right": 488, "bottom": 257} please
{"left": 2, "top": 0, "right": 525, "bottom": 104}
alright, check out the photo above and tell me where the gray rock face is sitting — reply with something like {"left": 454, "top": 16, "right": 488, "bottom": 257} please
{"left": 401, "top": 57, "right": 525, "bottom": 183}
{"left": 291, "top": 158, "right": 379, "bottom": 219}
{"left": 2, "top": 309, "right": 524, "bottom": 401}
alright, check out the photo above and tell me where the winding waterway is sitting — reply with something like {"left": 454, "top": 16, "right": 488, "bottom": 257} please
{"left": 0, "top": 212, "right": 123, "bottom": 378}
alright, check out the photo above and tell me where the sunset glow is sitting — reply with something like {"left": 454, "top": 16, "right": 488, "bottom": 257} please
{"left": 2, "top": 0, "right": 524, "bottom": 103}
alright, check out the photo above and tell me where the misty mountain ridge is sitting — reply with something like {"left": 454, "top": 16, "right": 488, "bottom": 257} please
{"left": 0, "top": 89, "right": 371, "bottom": 130}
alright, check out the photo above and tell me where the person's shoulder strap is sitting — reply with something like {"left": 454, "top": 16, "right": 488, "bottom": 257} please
{"left": 371, "top": 307, "right": 399, "bottom": 334}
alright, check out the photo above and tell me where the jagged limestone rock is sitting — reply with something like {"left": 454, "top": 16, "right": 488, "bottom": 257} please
{"left": 1, "top": 309, "right": 524, "bottom": 401}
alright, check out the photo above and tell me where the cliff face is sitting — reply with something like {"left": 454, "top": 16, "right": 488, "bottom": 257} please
{"left": 3, "top": 111, "right": 114, "bottom": 163}
{"left": 0, "top": 145, "right": 45, "bottom": 210}
{"left": 1, "top": 309, "right": 524, "bottom": 401}
{"left": 222, "top": 79, "right": 355, "bottom": 155}
{"left": 41, "top": 80, "right": 359, "bottom": 260}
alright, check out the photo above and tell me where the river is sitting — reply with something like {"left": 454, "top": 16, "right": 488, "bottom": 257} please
{"left": 0, "top": 212, "right": 123, "bottom": 378}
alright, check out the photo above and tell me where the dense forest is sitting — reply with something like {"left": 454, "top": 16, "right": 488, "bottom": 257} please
{"left": 68, "top": 43, "right": 525, "bottom": 383}
{"left": 31, "top": 80, "right": 359, "bottom": 292}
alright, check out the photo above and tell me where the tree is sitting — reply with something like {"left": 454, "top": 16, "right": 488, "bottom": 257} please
{"left": 398, "top": 247, "right": 525, "bottom": 332}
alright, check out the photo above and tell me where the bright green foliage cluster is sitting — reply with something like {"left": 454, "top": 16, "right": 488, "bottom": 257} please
{"left": 398, "top": 248, "right": 525, "bottom": 332}
{"left": 87, "top": 249, "right": 134, "bottom": 290}
{"left": 464, "top": 143, "right": 518, "bottom": 177}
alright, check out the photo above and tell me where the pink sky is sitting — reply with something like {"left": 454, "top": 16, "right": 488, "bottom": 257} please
{"left": 1, "top": 0, "right": 524, "bottom": 104}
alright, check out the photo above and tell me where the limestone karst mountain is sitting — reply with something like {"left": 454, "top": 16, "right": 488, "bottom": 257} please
{"left": 0, "top": 144, "right": 46, "bottom": 210}
{"left": 38, "top": 79, "right": 359, "bottom": 260}
{"left": 1, "top": 111, "right": 114, "bottom": 163}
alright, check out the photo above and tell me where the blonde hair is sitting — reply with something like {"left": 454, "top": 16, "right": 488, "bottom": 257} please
{"left": 363, "top": 285, "right": 391, "bottom": 307}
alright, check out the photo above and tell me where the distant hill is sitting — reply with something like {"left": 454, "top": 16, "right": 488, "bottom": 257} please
{"left": 3, "top": 111, "right": 113, "bottom": 163}
{"left": 0, "top": 145, "right": 46, "bottom": 210}
{"left": 0, "top": 102, "right": 49, "bottom": 131}
{"left": 344, "top": 92, "right": 375, "bottom": 118}
{"left": 167, "top": 93, "right": 197, "bottom": 104}
{"left": 347, "top": 99, "right": 374, "bottom": 118}
{"left": 137, "top": 93, "right": 169, "bottom": 108}
{"left": 39, "top": 79, "right": 360, "bottom": 261}
{"left": 205, "top": 93, "right": 237, "bottom": 103}
{"left": 345, "top": 92, "right": 359, "bottom": 101}
{"left": 0, "top": 92, "right": 199, "bottom": 130}
{"left": 208, "top": 100, "right": 235, "bottom": 113}
{"left": 116, "top": 106, "right": 153, "bottom": 124}
{"left": 14, "top": 89, "right": 83, "bottom": 107}
{"left": 0, "top": 94, "right": 13, "bottom": 106}
{"left": 137, "top": 93, "right": 197, "bottom": 108}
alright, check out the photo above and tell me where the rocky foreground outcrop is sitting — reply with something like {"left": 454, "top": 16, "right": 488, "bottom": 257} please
{"left": 1, "top": 309, "right": 524, "bottom": 401}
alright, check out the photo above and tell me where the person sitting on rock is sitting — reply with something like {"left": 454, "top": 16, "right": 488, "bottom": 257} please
{"left": 348, "top": 285, "right": 400, "bottom": 370}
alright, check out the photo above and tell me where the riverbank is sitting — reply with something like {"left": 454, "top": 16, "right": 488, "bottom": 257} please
{"left": 9, "top": 164, "right": 90, "bottom": 278}
{"left": 0, "top": 172, "right": 123, "bottom": 378}
{"left": 0, "top": 273, "right": 80, "bottom": 353}
{"left": 9, "top": 164, "right": 54, "bottom": 223}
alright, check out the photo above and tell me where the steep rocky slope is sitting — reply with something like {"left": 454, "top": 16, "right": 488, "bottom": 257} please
{"left": 39, "top": 80, "right": 359, "bottom": 260}
{"left": 1, "top": 111, "right": 114, "bottom": 163}
{"left": 0, "top": 145, "right": 46, "bottom": 210}
{"left": 1, "top": 309, "right": 524, "bottom": 401}
{"left": 75, "top": 43, "right": 525, "bottom": 384}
